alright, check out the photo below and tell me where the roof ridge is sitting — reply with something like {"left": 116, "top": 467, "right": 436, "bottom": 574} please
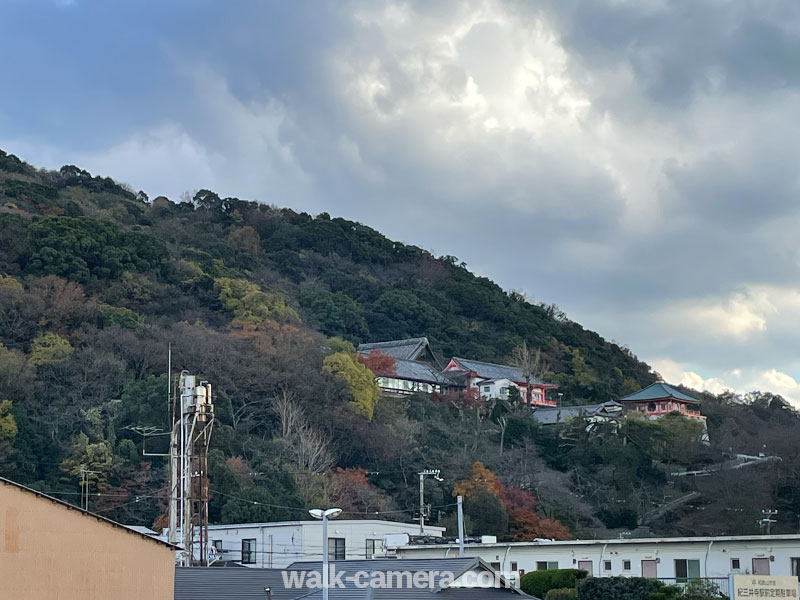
{"left": 452, "top": 357, "right": 520, "bottom": 369}
{"left": 359, "top": 337, "right": 429, "bottom": 346}
{"left": 0, "top": 476, "right": 177, "bottom": 550}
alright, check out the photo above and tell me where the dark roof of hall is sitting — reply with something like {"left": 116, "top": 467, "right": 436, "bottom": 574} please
{"left": 447, "top": 358, "right": 552, "bottom": 386}
{"left": 620, "top": 382, "right": 700, "bottom": 404}
{"left": 392, "top": 358, "right": 454, "bottom": 385}
{"left": 357, "top": 338, "right": 433, "bottom": 362}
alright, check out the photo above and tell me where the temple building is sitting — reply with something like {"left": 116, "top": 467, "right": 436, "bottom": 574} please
{"left": 620, "top": 381, "right": 705, "bottom": 420}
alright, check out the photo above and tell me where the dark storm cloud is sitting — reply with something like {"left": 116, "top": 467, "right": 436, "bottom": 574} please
{"left": 4, "top": 0, "right": 800, "bottom": 399}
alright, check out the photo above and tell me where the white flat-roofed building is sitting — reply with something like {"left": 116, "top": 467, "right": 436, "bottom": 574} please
{"left": 202, "top": 520, "right": 444, "bottom": 568}
{"left": 396, "top": 534, "right": 800, "bottom": 592}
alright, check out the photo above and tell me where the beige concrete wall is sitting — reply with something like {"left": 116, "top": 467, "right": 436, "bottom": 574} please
{"left": 0, "top": 482, "right": 174, "bottom": 600}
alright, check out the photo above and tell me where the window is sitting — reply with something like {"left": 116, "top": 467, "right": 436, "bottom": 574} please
{"left": 675, "top": 559, "right": 700, "bottom": 582}
{"left": 328, "top": 537, "right": 345, "bottom": 561}
{"left": 536, "top": 561, "right": 558, "bottom": 570}
{"left": 491, "top": 562, "right": 501, "bottom": 571}
{"left": 241, "top": 538, "right": 256, "bottom": 564}
{"left": 604, "top": 561, "right": 612, "bottom": 571}
{"left": 212, "top": 539, "right": 223, "bottom": 551}
{"left": 623, "top": 560, "right": 631, "bottom": 571}
{"left": 484, "top": 386, "right": 491, "bottom": 392}
{"left": 511, "top": 562, "right": 518, "bottom": 572}
{"left": 731, "top": 558, "right": 741, "bottom": 571}
{"left": 366, "top": 539, "right": 381, "bottom": 559}
{"left": 791, "top": 558, "right": 800, "bottom": 577}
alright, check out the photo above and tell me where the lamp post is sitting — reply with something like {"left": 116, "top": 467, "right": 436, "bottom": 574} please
{"left": 309, "top": 507, "right": 342, "bottom": 600}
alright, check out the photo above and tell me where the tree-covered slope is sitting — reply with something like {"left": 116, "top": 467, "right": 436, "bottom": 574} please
{"left": 1, "top": 148, "right": 798, "bottom": 538}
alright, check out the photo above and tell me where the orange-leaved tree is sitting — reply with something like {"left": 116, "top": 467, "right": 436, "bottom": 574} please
{"left": 453, "top": 461, "right": 571, "bottom": 541}
{"left": 329, "top": 467, "right": 394, "bottom": 518}
{"left": 357, "top": 350, "right": 396, "bottom": 377}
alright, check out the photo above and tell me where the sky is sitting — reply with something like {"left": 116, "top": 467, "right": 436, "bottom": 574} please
{"left": 3, "top": 0, "right": 800, "bottom": 404}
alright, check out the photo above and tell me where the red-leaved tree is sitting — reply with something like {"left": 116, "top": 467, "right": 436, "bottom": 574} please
{"left": 357, "top": 350, "right": 396, "bottom": 377}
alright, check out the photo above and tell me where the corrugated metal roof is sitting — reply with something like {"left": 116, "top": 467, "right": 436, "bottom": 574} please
{"left": 175, "top": 567, "right": 300, "bottom": 600}
{"left": 358, "top": 338, "right": 432, "bottom": 361}
{"left": 289, "top": 558, "right": 478, "bottom": 573}
{"left": 448, "top": 358, "right": 551, "bottom": 387}
{"left": 177, "top": 560, "right": 533, "bottom": 600}
{"left": 620, "top": 382, "right": 700, "bottom": 404}
{"left": 289, "top": 559, "right": 530, "bottom": 598}
{"left": 400, "top": 533, "right": 800, "bottom": 550}
{"left": 207, "top": 520, "right": 444, "bottom": 531}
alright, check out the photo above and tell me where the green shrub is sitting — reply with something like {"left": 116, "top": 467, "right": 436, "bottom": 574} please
{"left": 98, "top": 304, "right": 144, "bottom": 330}
{"left": 683, "top": 579, "right": 727, "bottom": 599}
{"left": 546, "top": 588, "right": 579, "bottom": 600}
{"left": 649, "top": 585, "right": 681, "bottom": 600}
{"left": 521, "top": 569, "right": 588, "bottom": 599}
{"left": 577, "top": 576, "right": 661, "bottom": 600}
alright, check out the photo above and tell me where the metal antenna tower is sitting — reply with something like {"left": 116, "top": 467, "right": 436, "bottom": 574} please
{"left": 168, "top": 371, "right": 215, "bottom": 566}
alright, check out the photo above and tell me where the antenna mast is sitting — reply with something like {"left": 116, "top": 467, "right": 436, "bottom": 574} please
{"left": 168, "top": 368, "right": 214, "bottom": 566}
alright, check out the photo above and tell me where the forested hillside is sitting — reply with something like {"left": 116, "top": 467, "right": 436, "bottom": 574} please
{"left": 1, "top": 148, "right": 799, "bottom": 539}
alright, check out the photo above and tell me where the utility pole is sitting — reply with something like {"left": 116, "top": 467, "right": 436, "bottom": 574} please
{"left": 418, "top": 469, "right": 442, "bottom": 534}
{"left": 457, "top": 495, "right": 464, "bottom": 557}
{"left": 79, "top": 467, "right": 99, "bottom": 511}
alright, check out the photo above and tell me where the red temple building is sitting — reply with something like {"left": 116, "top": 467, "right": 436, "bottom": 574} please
{"left": 443, "top": 357, "right": 558, "bottom": 407}
{"left": 620, "top": 381, "right": 705, "bottom": 420}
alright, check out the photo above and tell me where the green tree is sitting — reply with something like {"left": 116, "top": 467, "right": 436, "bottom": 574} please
{"left": 98, "top": 304, "right": 144, "bottom": 330}
{"left": 0, "top": 400, "right": 17, "bottom": 441}
{"left": 26, "top": 216, "right": 166, "bottom": 283}
{"left": 60, "top": 433, "right": 114, "bottom": 504}
{"left": 322, "top": 351, "right": 381, "bottom": 420}
{"left": 214, "top": 277, "right": 299, "bottom": 325}
{"left": 30, "top": 332, "right": 73, "bottom": 365}
{"left": 299, "top": 290, "right": 368, "bottom": 340}
{"left": 0, "top": 399, "right": 17, "bottom": 470}
{"left": 463, "top": 487, "right": 508, "bottom": 536}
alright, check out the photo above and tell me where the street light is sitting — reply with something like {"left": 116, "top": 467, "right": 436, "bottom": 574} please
{"left": 309, "top": 507, "right": 342, "bottom": 600}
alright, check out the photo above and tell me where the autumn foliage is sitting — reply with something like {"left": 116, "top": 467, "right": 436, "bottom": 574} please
{"left": 454, "top": 461, "right": 571, "bottom": 541}
{"left": 328, "top": 467, "right": 393, "bottom": 517}
{"left": 357, "top": 349, "right": 396, "bottom": 377}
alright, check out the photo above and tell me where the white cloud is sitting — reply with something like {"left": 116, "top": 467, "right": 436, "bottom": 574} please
{"left": 7, "top": 0, "right": 800, "bottom": 405}
{"left": 649, "top": 358, "right": 800, "bottom": 409}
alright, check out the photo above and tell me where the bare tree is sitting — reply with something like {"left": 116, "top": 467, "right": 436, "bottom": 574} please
{"left": 511, "top": 341, "right": 547, "bottom": 406}
{"left": 271, "top": 390, "right": 334, "bottom": 506}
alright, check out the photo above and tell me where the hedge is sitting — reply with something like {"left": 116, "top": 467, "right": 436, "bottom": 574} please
{"left": 576, "top": 576, "right": 661, "bottom": 600}
{"left": 520, "top": 569, "right": 588, "bottom": 599}
{"left": 546, "top": 588, "right": 579, "bottom": 600}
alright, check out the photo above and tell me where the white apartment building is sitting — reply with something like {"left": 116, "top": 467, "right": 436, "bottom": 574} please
{"left": 396, "top": 535, "right": 800, "bottom": 587}
{"left": 205, "top": 520, "right": 444, "bottom": 569}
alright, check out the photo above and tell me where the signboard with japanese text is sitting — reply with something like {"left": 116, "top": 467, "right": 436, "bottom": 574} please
{"left": 731, "top": 575, "right": 799, "bottom": 599}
